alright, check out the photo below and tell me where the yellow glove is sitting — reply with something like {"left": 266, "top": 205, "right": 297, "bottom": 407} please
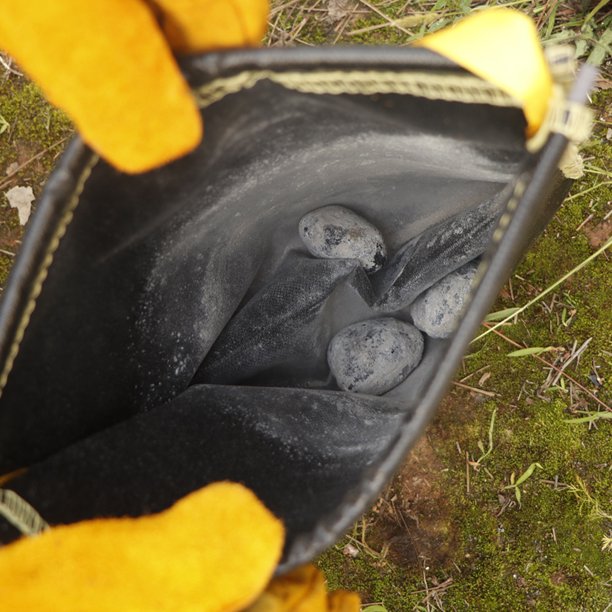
{"left": 0, "top": 481, "right": 359, "bottom": 611}
{"left": 0, "top": 0, "right": 268, "bottom": 173}
{"left": 248, "top": 565, "right": 361, "bottom": 612}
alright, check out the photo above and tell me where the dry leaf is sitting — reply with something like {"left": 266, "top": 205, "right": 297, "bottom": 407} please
{"left": 5, "top": 162, "right": 19, "bottom": 176}
{"left": 342, "top": 543, "right": 359, "bottom": 558}
{"left": 478, "top": 371, "right": 492, "bottom": 386}
{"left": 5, "top": 185, "right": 34, "bottom": 225}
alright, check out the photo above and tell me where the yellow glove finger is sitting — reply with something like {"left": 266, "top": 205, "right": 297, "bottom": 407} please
{"left": 0, "top": 482, "right": 284, "bottom": 612}
{"left": 151, "top": 0, "right": 269, "bottom": 54}
{"left": 416, "top": 8, "right": 552, "bottom": 136}
{"left": 247, "top": 564, "right": 361, "bottom": 612}
{"left": 0, "top": 0, "right": 268, "bottom": 174}
{"left": 0, "top": 0, "right": 200, "bottom": 174}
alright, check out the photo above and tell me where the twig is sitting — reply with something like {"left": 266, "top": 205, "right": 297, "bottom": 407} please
{"left": 452, "top": 381, "right": 498, "bottom": 398}
{"left": 459, "top": 364, "right": 489, "bottom": 383}
{"left": 421, "top": 567, "right": 430, "bottom": 607}
{"left": 347, "top": 12, "right": 437, "bottom": 36}
{"left": 269, "top": 0, "right": 302, "bottom": 17}
{"left": 411, "top": 577, "right": 454, "bottom": 596}
{"left": 333, "top": 7, "right": 358, "bottom": 44}
{"left": 550, "top": 338, "right": 592, "bottom": 387}
{"left": 356, "top": 0, "right": 413, "bottom": 35}
{"left": 287, "top": 16, "right": 308, "bottom": 43}
{"left": 0, "top": 136, "right": 70, "bottom": 191}
{"left": 575, "top": 213, "right": 594, "bottom": 231}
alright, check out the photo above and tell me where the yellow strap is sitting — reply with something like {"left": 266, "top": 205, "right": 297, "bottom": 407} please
{"left": 417, "top": 8, "right": 553, "bottom": 136}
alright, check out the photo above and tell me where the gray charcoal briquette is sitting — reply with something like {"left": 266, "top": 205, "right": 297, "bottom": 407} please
{"left": 299, "top": 205, "right": 387, "bottom": 273}
{"left": 410, "top": 261, "right": 479, "bottom": 338}
{"left": 328, "top": 318, "right": 424, "bottom": 395}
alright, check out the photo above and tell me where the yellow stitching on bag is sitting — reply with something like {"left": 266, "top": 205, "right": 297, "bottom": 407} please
{"left": 196, "top": 68, "right": 592, "bottom": 160}
{"left": 0, "top": 488, "right": 49, "bottom": 536}
{"left": 0, "top": 155, "right": 99, "bottom": 398}
{"left": 194, "top": 70, "right": 521, "bottom": 110}
{"left": 490, "top": 176, "right": 527, "bottom": 247}
{"left": 498, "top": 212, "right": 511, "bottom": 230}
{"left": 471, "top": 175, "right": 527, "bottom": 290}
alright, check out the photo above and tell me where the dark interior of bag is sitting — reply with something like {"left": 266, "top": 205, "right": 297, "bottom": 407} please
{"left": 0, "top": 78, "right": 529, "bottom": 562}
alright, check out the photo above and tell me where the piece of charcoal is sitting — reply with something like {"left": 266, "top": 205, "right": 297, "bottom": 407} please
{"left": 328, "top": 318, "right": 424, "bottom": 395}
{"left": 299, "top": 205, "right": 387, "bottom": 273}
{"left": 371, "top": 186, "right": 510, "bottom": 312}
{"left": 410, "top": 260, "right": 479, "bottom": 338}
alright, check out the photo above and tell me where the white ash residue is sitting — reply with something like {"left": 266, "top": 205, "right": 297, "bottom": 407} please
{"left": 299, "top": 205, "right": 387, "bottom": 273}
{"left": 410, "top": 260, "right": 479, "bottom": 338}
{"left": 328, "top": 318, "right": 424, "bottom": 395}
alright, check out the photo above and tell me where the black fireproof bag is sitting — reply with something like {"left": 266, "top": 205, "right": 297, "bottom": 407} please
{"left": 0, "top": 46, "right": 592, "bottom": 571}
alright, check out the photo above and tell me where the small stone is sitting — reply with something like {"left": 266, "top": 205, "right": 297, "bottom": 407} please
{"left": 342, "top": 543, "right": 360, "bottom": 558}
{"left": 328, "top": 318, "right": 424, "bottom": 395}
{"left": 5, "top": 185, "right": 34, "bottom": 226}
{"left": 299, "top": 205, "right": 387, "bottom": 273}
{"left": 410, "top": 261, "right": 479, "bottom": 338}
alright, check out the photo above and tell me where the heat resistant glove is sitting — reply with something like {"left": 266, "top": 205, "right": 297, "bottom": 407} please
{"left": 0, "top": 0, "right": 268, "bottom": 173}
{"left": 0, "top": 481, "right": 360, "bottom": 611}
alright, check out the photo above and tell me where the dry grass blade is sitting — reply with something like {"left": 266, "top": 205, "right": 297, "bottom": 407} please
{"left": 565, "top": 181, "right": 612, "bottom": 201}
{"left": 269, "top": 0, "right": 303, "bottom": 17}
{"left": 0, "top": 53, "right": 23, "bottom": 77}
{"left": 411, "top": 576, "right": 454, "bottom": 609}
{"left": 348, "top": 12, "right": 438, "bottom": 36}
{"left": 355, "top": 0, "right": 413, "bottom": 36}
{"left": 452, "top": 380, "right": 498, "bottom": 397}
{"left": 548, "top": 337, "right": 592, "bottom": 388}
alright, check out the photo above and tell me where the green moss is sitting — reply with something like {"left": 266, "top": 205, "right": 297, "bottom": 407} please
{"left": 0, "top": 254, "right": 12, "bottom": 288}
{"left": 443, "top": 469, "right": 610, "bottom": 608}
{"left": 0, "top": 79, "right": 72, "bottom": 173}
{"left": 318, "top": 545, "right": 426, "bottom": 608}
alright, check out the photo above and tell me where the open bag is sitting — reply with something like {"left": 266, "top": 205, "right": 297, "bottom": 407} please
{"left": 0, "top": 32, "right": 593, "bottom": 572}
